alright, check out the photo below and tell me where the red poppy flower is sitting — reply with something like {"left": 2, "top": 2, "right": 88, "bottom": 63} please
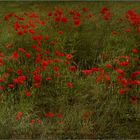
{"left": 4, "top": 15, "right": 9, "bottom": 21}
{"left": 118, "top": 88, "right": 127, "bottom": 95}
{"left": 54, "top": 59, "right": 60, "bottom": 63}
{"left": 7, "top": 68, "right": 13, "bottom": 73}
{"left": 0, "top": 78, "right": 4, "bottom": 83}
{"left": 14, "top": 21, "right": 20, "bottom": 31}
{"left": 16, "top": 112, "right": 23, "bottom": 121}
{"left": 8, "top": 84, "right": 14, "bottom": 89}
{"left": 74, "top": 19, "right": 80, "bottom": 27}
{"left": 131, "top": 71, "right": 140, "bottom": 79}
{"left": 13, "top": 76, "right": 26, "bottom": 85}
{"left": 106, "top": 64, "right": 112, "bottom": 69}
{"left": 67, "top": 82, "right": 73, "bottom": 88}
{"left": 16, "top": 69, "right": 22, "bottom": 75}
{"left": 29, "top": 29, "right": 35, "bottom": 34}
{"left": 91, "top": 67, "right": 99, "bottom": 72}
{"left": 37, "top": 119, "right": 42, "bottom": 124}
{"left": 100, "top": 7, "right": 111, "bottom": 20}
{"left": 131, "top": 80, "right": 140, "bottom": 85}
{"left": 45, "top": 112, "right": 54, "bottom": 118}
{"left": 25, "top": 53, "right": 31, "bottom": 59}
{"left": 3, "top": 73, "right": 9, "bottom": 78}
{"left": 57, "top": 113, "right": 62, "bottom": 119}
{"left": 58, "top": 31, "right": 64, "bottom": 35}
{"left": 101, "top": 7, "right": 109, "bottom": 14}
{"left": 46, "top": 77, "right": 51, "bottom": 81}
{"left": 124, "top": 28, "right": 131, "bottom": 33}
{"left": 130, "top": 96, "right": 137, "bottom": 104}
{"left": 12, "top": 51, "right": 19, "bottom": 59}
{"left": 33, "top": 74, "right": 42, "bottom": 83}
{"left": 114, "top": 68, "right": 125, "bottom": 75}
{"left": 81, "top": 70, "right": 92, "bottom": 76}
{"left": 41, "top": 60, "right": 48, "bottom": 70}
{"left": 112, "top": 31, "right": 118, "bottom": 35}
{"left": 132, "top": 48, "right": 138, "bottom": 54}
{"left": 54, "top": 73, "right": 60, "bottom": 77}
{"left": 30, "top": 119, "right": 35, "bottom": 126}
{"left": 82, "top": 7, "right": 88, "bottom": 12}
{"left": 34, "top": 82, "right": 40, "bottom": 88}
{"left": 44, "top": 35, "right": 49, "bottom": 41}
{"left": 137, "top": 27, "right": 140, "bottom": 33}
{"left": 55, "top": 51, "right": 64, "bottom": 57}
{"left": 18, "top": 48, "right": 26, "bottom": 53}
{"left": 61, "top": 17, "right": 67, "bottom": 24}
{"left": 53, "top": 67, "right": 59, "bottom": 72}
{"left": 0, "top": 86, "right": 5, "bottom": 91}
{"left": 65, "top": 61, "right": 70, "bottom": 65}
{"left": 17, "top": 30, "right": 24, "bottom": 36}
{"left": 25, "top": 90, "right": 31, "bottom": 97}
{"left": 66, "top": 54, "right": 72, "bottom": 60}
{"left": 120, "top": 78, "right": 128, "bottom": 87}
{"left": 69, "top": 66, "right": 77, "bottom": 72}
{"left": 48, "top": 12, "right": 52, "bottom": 16}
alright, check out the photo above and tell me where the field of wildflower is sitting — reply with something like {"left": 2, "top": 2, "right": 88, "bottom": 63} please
{"left": 0, "top": 1, "right": 140, "bottom": 139}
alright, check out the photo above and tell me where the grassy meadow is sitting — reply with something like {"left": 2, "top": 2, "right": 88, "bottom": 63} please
{"left": 0, "top": 1, "right": 140, "bottom": 139}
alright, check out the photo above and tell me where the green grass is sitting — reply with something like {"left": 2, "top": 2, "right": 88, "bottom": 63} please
{"left": 0, "top": 1, "right": 140, "bottom": 139}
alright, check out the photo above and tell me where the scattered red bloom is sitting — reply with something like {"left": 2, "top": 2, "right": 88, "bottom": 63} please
{"left": 0, "top": 86, "right": 5, "bottom": 91}
{"left": 65, "top": 60, "right": 70, "bottom": 65}
{"left": 124, "top": 28, "right": 131, "bottom": 33}
{"left": 44, "top": 35, "right": 49, "bottom": 41}
{"left": 136, "top": 27, "right": 140, "bottom": 33}
{"left": 58, "top": 30, "right": 64, "bottom": 35}
{"left": 13, "top": 75, "right": 26, "bottom": 85}
{"left": 16, "top": 112, "right": 23, "bottom": 121}
{"left": 0, "top": 78, "right": 4, "bottom": 83}
{"left": 130, "top": 96, "right": 137, "bottom": 104}
{"left": 100, "top": 7, "right": 111, "bottom": 20}
{"left": 48, "top": 12, "right": 52, "bottom": 16}
{"left": 53, "top": 67, "right": 59, "bottom": 72}
{"left": 7, "top": 68, "right": 13, "bottom": 73}
{"left": 34, "top": 82, "right": 40, "bottom": 88}
{"left": 33, "top": 74, "right": 42, "bottom": 83}
{"left": 25, "top": 53, "right": 31, "bottom": 58}
{"left": 69, "top": 66, "right": 77, "bottom": 72}
{"left": 66, "top": 54, "right": 72, "bottom": 60}
{"left": 8, "top": 84, "right": 14, "bottom": 89}
{"left": 81, "top": 70, "right": 92, "bottom": 76}
{"left": 3, "top": 73, "right": 9, "bottom": 78}
{"left": 30, "top": 119, "right": 35, "bottom": 126}
{"left": 132, "top": 48, "right": 138, "bottom": 54}
{"left": 12, "top": 51, "right": 19, "bottom": 59}
{"left": 45, "top": 112, "right": 54, "bottom": 118}
{"left": 114, "top": 68, "right": 125, "bottom": 75}
{"left": 55, "top": 51, "right": 64, "bottom": 57}
{"left": 25, "top": 90, "right": 31, "bottom": 97}
{"left": 131, "top": 71, "right": 140, "bottom": 79}
{"left": 57, "top": 113, "right": 63, "bottom": 119}
{"left": 74, "top": 19, "right": 80, "bottom": 27}
{"left": 18, "top": 48, "right": 26, "bottom": 53}
{"left": 46, "top": 77, "right": 51, "bottom": 81}
{"left": 54, "top": 73, "right": 60, "bottom": 77}
{"left": 16, "top": 69, "right": 22, "bottom": 75}
{"left": 82, "top": 7, "right": 88, "bottom": 12}
{"left": 118, "top": 88, "right": 127, "bottom": 95}
{"left": 67, "top": 82, "right": 73, "bottom": 88}
{"left": 91, "top": 67, "right": 99, "bottom": 72}
{"left": 106, "top": 64, "right": 112, "bottom": 69}
{"left": 112, "top": 31, "right": 118, "bottom": 35}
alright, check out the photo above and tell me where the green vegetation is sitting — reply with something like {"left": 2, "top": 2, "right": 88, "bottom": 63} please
{"left": 0, "top": 1, "right": 140, "bottom": 139}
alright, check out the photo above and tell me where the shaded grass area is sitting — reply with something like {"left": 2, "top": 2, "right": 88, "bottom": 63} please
{"left": 0, "top": 1, "right": 140, "bottom": 139}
